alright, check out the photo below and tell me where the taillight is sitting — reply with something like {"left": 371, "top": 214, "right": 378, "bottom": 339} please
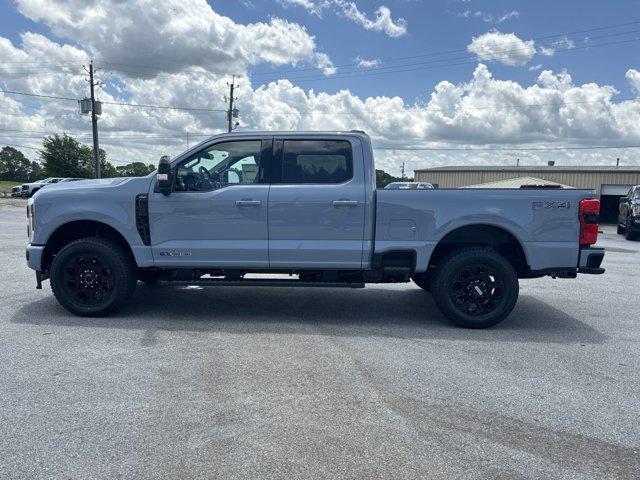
{"left": 579, "top": 198, "right": 599, "bottom": 246}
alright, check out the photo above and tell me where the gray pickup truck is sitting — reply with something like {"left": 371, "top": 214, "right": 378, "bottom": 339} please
{"left": 25, "top": 131, "right": 605, "bottom": 328}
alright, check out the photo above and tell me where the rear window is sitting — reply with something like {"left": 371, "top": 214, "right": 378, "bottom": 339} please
{"left": 281, "top": 140, "right": 353, "bottom": 184}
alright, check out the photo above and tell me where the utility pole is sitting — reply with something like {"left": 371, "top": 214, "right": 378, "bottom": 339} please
{"left": 88, "top": 61, "right": 100, "bottom": 178}
{"left": 227, "top": 75, "right": 236, "bottom": 133}
{"left": 226, "top": 75, "right": 240, "bottom": 132}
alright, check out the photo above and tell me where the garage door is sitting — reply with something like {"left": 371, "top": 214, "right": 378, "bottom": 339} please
{"left": 601, "top": 184, "right": 633, "bottom": 196}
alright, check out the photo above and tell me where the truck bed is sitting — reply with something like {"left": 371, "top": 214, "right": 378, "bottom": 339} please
{"left": 374, "top": 188, "right": 597, "bottom": 272}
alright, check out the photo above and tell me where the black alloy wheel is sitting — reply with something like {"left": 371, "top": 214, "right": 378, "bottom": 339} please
{"left": 50, "top": 237, "right": 137, "bottom": 316}
{"left": 431, "top": 247, "right": 519, "bottom": 328}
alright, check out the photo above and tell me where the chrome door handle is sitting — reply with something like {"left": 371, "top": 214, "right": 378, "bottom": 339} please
{"left": 332, "top": 200, "right": 359, "bottom": 207}
{"left": 235, "top": 200, "right": 262, "bottom": 206}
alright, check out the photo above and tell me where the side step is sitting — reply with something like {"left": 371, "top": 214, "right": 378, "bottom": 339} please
{"left": 160, "top": 278, "right": 365, "bottom": 288}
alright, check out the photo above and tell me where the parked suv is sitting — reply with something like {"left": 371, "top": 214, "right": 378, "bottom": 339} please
{"left": 618, "top": 185, "right": 640, "bottom": 240}
{"left": 384, "top": 182, "right": 434, "bottom": 190}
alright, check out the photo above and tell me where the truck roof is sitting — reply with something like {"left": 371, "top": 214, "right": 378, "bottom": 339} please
{"left": 214, "top": 130, "right": 369, "bottom": 138}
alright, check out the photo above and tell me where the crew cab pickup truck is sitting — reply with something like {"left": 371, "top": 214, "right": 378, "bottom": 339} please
{"left": 25, "top": 131, "right": 605, "bottom": 328}
{"left": 617, "top": 185, "right": 640, "bottom": 241}
{"left": 21, "top": 177, "right": 64, "bottom": 197}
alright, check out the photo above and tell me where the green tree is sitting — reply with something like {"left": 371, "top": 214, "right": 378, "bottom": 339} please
{"left": 375, "top": 169, "right": 413, "bottom": 188}
{"left": 40, "top": 134, "right": 117, "bottom": 178}
{"left": 28, "top": 161, "right": 43, "bottom": 182}
{"left": 0, "top": 146, "right": 32, "bottom": 181}
{"left": 116, "top": 162, "right": 155, "bottom": 177}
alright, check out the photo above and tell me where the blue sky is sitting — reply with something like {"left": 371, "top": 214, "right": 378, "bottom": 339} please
{"left": 214, "top": 0, "right": 640, "bottom": 102}
{"left": 1, "top": 0, "right": 640, "bottom": 172}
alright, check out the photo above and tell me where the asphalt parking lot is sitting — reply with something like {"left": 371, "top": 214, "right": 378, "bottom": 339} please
{"left": 1, "top": 200, "right": 639, "bottom": 480}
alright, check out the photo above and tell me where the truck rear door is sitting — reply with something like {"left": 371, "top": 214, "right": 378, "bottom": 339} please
{"left": 268, "top": 137, "right": 366, "bottom": 269}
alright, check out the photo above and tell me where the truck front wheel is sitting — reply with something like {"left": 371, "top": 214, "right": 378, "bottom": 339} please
{"left": 431, "top": 247, "right": 519, "bottom": 329}
{"left": 50, "top": 237, "right": 137, "bottom": 316}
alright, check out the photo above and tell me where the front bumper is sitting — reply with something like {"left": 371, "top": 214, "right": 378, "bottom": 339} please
{"left": 578, "top": 246, "right": 605, "bottom": 274}
{"left": 26, "top": 244, "right": 45, "bottom": 271}
{"left": 627, "top": 216, "right": 640, "bottom": 233}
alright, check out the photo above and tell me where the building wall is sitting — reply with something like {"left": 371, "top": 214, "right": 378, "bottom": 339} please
{"left": 414, "top": 170, "right": 640, "bottom": 194}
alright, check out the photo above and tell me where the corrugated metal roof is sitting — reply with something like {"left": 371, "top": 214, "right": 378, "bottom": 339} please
{"left": 463, "top": 176, "right": 573, "bottom": 189}
{"left": 416, "top": 165, "right": 640, "bottom": 172}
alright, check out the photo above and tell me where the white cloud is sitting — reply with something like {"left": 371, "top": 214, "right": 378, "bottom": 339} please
{"left": 497, "top": 10, "right": 519, "bottom": 23}
{"left": 626, "top": 69, "right": 640, "bottom": 95}
{"left": 280, "top": 0, "right": 407, "bottom": 37}
{"left": 467, "top": 30, "right": 536, "bottom": 66}
{"left": 16, "top": 0, "right": 320, "bottom": 76}
{"left": 528, "top": 64, "right": 543, "bottom": 72}
{"left": 355, "top": 57, "right": 381, "bottom": 69}
{"left": 458, "top": 9, "right": 519, "bottom": 24}
{"left": 539, "top": 37, "right": 575, "bottom": 57}
{"left": 459, "top": 10, "right": 493, "bottom": 23}
{"left": 279, "top": 0, "right": 322, "bottom": 16}
{"left": 314, "top": 52, "right": 336, "bottom": 75}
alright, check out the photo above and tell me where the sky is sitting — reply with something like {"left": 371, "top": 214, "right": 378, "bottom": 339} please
{"left": 1, "top": 0, "right": 640, "bottom": 175}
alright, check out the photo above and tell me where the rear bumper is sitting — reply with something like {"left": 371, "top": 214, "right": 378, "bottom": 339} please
{"left": 578, "top": 246, "right": 605, "bottom": 274}
{"left": 26, "top": 244, "right": 45, "bottom": 271}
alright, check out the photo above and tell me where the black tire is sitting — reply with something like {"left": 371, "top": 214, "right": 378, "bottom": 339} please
{"left": 624, "top": 218, "right": 636, "bottom": 241}
{"left": 50, "top": 237, "right": 137, "bottom": 316}
{"left": 431, "top": 247, "right": 519, "bottom": 329}
{"left": 617, "top": 223, "right": 625, "bottom": 235}
{"left": 411, "top": 271, "right": 432, "bottom": 291}
{"left": 137, "top": 269, "right": 163, "bottom": 284}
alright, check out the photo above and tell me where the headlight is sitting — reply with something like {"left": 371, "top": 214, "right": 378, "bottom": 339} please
{"left": 633, "top": 205, "right": 640, "bottom": 217}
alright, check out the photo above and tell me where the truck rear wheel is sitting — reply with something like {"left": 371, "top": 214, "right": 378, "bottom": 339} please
{"left": 431, "top": 247, "right": 519, "bottom": 329}
{"left": 50, "top": 237, "right": 137, "bottom": 317}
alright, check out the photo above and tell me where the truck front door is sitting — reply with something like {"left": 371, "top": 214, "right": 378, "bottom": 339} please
{"left": 268, "top": 138, "right": 366, "bottom": 269}
{"left": 148, "top": 139, "right": 271, "bottom": 267}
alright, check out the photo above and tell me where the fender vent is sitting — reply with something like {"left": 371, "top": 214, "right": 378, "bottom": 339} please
{"left": 135, "top": 194, "right": 151, "bottom": 246}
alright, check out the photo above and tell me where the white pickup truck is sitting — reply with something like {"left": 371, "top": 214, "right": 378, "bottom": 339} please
{"left": 25, "top": 131, "right": 605, "bottom": 328}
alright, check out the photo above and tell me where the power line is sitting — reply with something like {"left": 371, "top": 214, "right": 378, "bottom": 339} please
{"left": 84, "top": 19, "right": 640, "bottom": 78}
{"left": 249, "top": 26, "right": 640, "bottom": 78}
{"left": 1, "top": 143, "right": 40, "bottom": 150}
{"left": 0, "top": 90, "right": 77, "bottom": 101}
{"left": 373, "top": 144, "right": 640, "bottom": 152}
{"left": 257, "top": 37, "right": 640, "bottom": 84}
{"left": 0, "top": 88, "right": 228, "bottom": 113}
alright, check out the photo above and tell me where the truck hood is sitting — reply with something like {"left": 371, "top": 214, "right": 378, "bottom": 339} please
{"left": 33, "top": 176, "right": 154, "bottom": 199}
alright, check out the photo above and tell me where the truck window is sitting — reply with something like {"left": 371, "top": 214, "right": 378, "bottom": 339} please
{"left": 174, "top": 140, "right": 262, "bottom": 192}
{"left": 281, "top": 140, "right": 352, "bottom": 184}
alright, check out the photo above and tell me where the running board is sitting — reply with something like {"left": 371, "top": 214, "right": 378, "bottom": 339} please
{"left": 160, "top": 278, "right": 365, "bottom": 288}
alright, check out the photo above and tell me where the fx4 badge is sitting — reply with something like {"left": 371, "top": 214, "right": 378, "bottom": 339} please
{"left": 532, "top": 201, "right": 570, "bottom": 210}
{"left": 159, "top": 251, "right": 192, "bottom": 257}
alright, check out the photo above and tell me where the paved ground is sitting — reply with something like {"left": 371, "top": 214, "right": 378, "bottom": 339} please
{"left": 1, "top": 202, "right": 639, "bottom": 479}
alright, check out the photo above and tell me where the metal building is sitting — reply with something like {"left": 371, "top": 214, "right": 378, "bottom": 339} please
{"left": 414, "top": 165, "right": 640, "bottom": 223}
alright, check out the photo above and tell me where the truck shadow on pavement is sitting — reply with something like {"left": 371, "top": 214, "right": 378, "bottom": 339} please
{"left": 12, "top": 284, "right": 607, "bottom": 345}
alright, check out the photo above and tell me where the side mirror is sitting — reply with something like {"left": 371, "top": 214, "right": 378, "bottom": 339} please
{"left": 156, "top": 155, "right": 172, "bottom": 196}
